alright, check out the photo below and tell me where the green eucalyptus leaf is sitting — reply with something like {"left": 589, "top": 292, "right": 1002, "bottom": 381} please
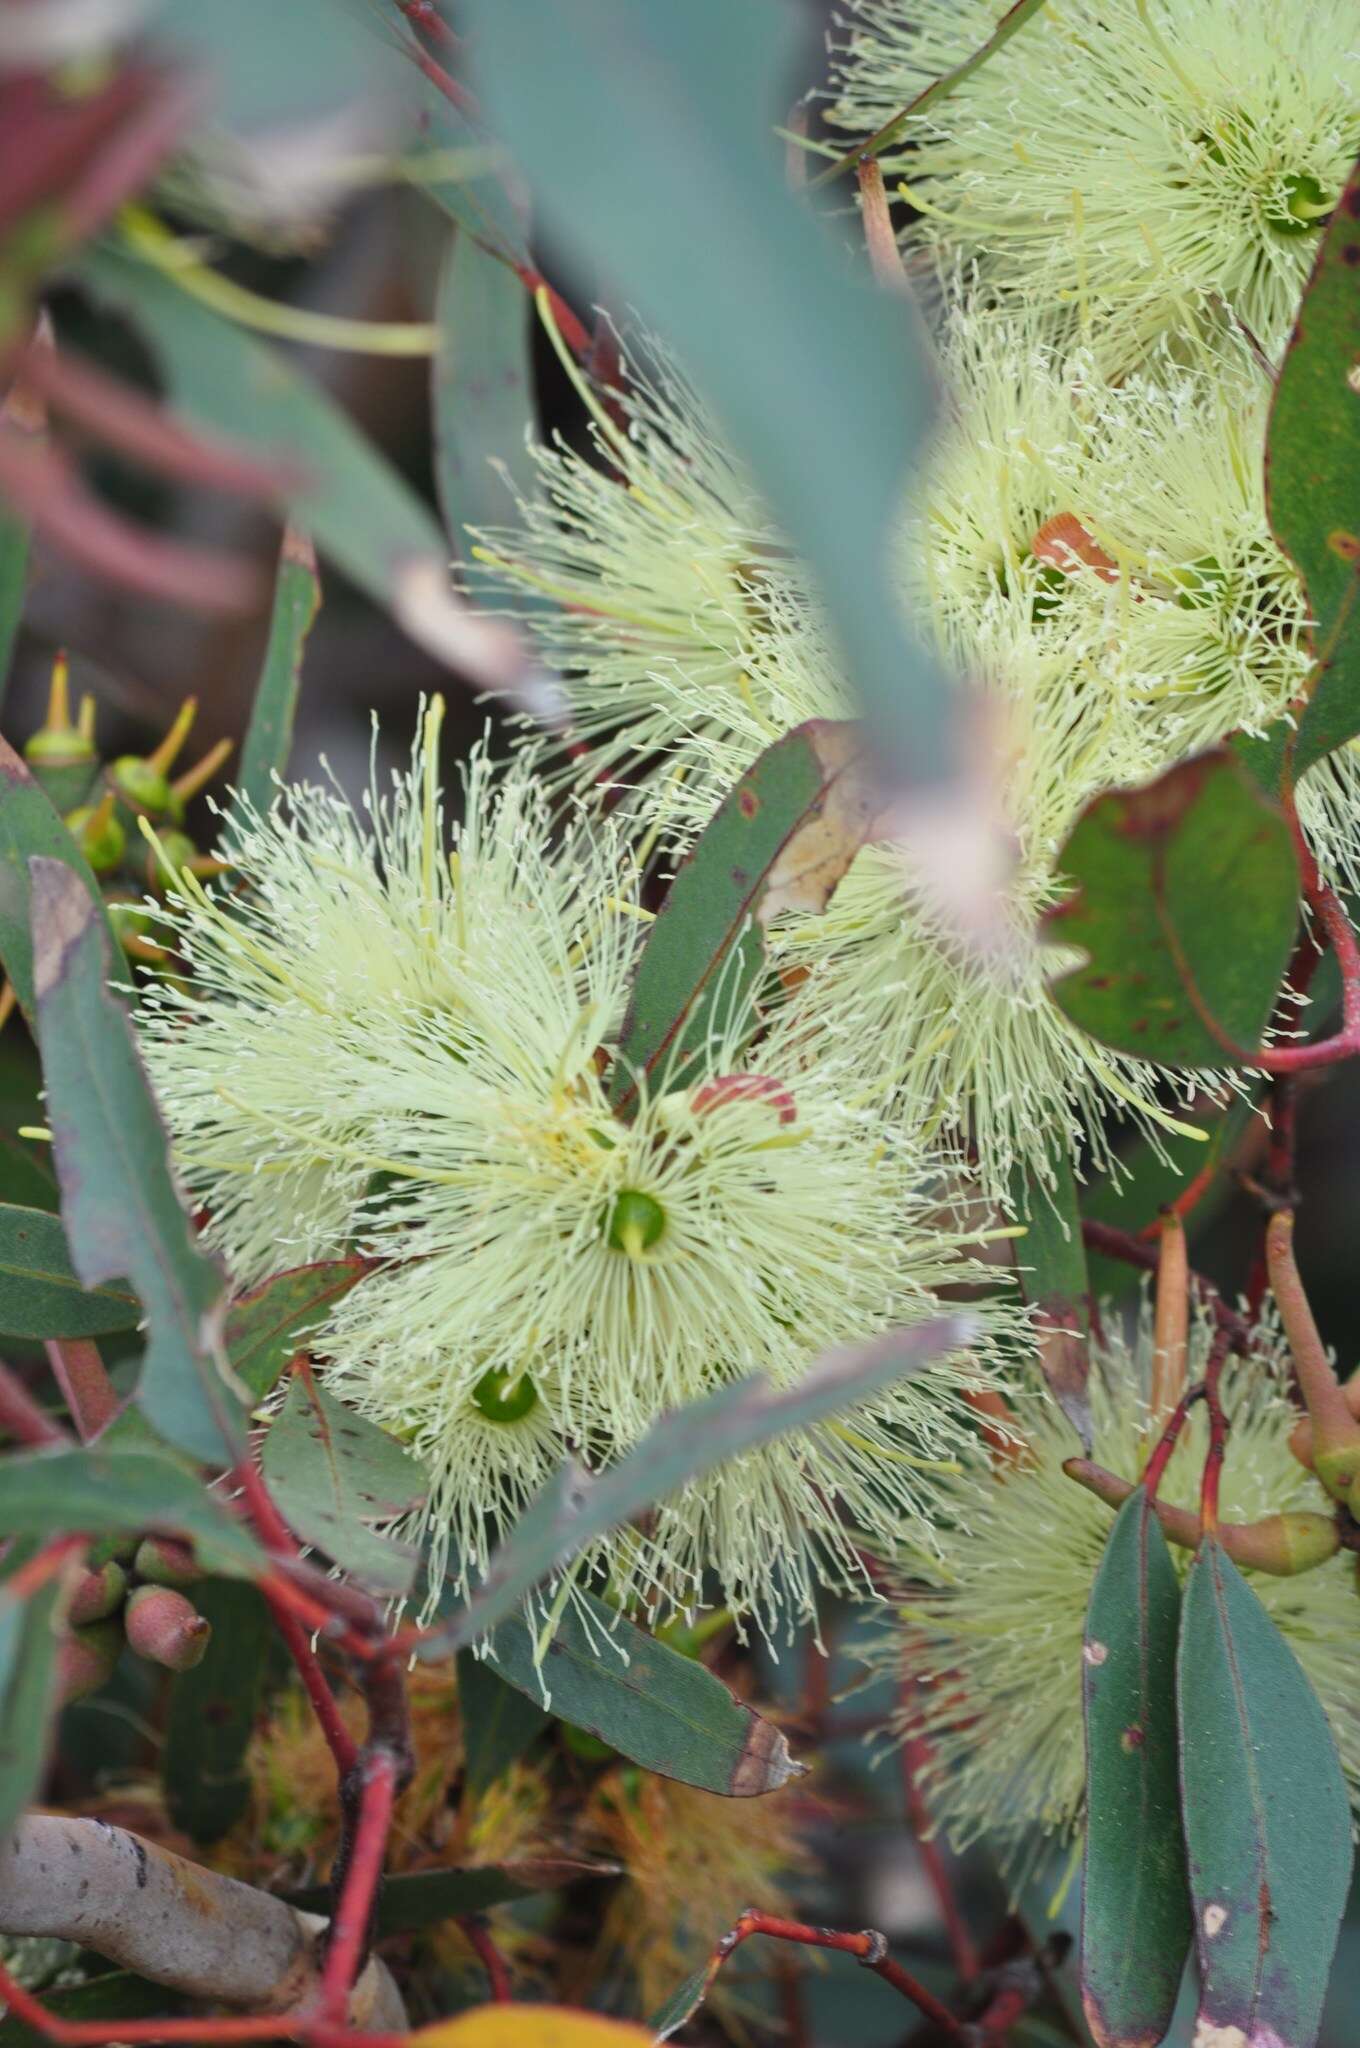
{"left": 163, "top": 1580, "right": 269, "bottom": 1843}
{"left": 224, "top": 1259, "right": 368, "bottom": 1404}
{"left": 261, "top": 1378, "right": 426, "bottom": 1595}
{"left": 288, "top": 1855, "right": 610, "bottom": 1937}
{"left": 434, "top": 230, "right": 542, "bottom": 573}
{"left": 0, "top": 1970, "right": 184, "bottom": 2045}
{"left": 1256, "top": 155, "right": 1360, "bottom": 781}
{"left": 462, "top": 0, "right": 955, "bottom": 789}
{"left": 611, "top": 719, "right": 876, "bottom": 1115}
{"left": 236, "top": 525, "right": 319, "bottom": 821}
{"left": 484, "top": 1594, "right": 802, "bottom": 1798}
{"left": 0, "top": 737, "right": 110, "bottom": 1030}
{"left": 0, "top": 1203, "right": 139, "bottom": 1340}
{"left": 1047, "top": 750, "right": 1299, "bottom": 1069}
{"left": 1178, "top": 1538, "right": 1353, "bottom": 2048}
{"left": 1080, "top": 1489, "right": 1191, "bottom": 2048}
{"left": 0, "top": 1566, "right": 60, "bottom": 1840}
{"left": 0, "top": 516, "right": 27, "bottom": 720}
{"left": 457, "top": 1647, "right": 548, "bottom": 1797}
{"left": 0, "top": 1447, "right": 261, "bottom": 1576}
{"left": 28, "top": 859, "right": 241, "bottom": 1465}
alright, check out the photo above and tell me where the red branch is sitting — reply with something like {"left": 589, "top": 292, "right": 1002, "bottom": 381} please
{"left": 457, "top": 1917, "right": 512, "bottom": 2002}
{"left": 44, "top": 1340, "right": 119, "bottom": 1441}
{"left": 1199, "top": 1333, "right": 1232, "bottom": 1535}
{"left": 1080, "top": 1220, "right": 1254, "bottom": 1353}
{"left": 701, "top": 1911, "right": 971, "bottom": 2044}
{"left": 319, "top": 1752, "right": 400, "bottom": 2023}
{"left": 898, "top": 1704, "right": 980, "bottom": 1985}
{"left": 0, "top": 1956, "right": 406, "bottom": 2048}
{"left": 1245, "top": 882, "right": 1360, "bottom": 1072}
{"left": 0, "top": 1361, "right": 69, "bottom": 1448}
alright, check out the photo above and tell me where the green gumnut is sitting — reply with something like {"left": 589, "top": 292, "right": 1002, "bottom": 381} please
{"left": 24, "top": 727, "right": 95, "bottom": 768}
{"left": 111, "top": 756, "right": 173, "bottom": 815}
{"left": 471, "top": 1368, "right": 540, "bottom": 1424}
{"left": 1314, "top": 1439, "right": 1360, "bottom": 1502}
{"left": 603, "top": 1187, "right": 667, "bottom": 1255}
{"left": 64, "top": 804, "right": 126, "bottom": 876}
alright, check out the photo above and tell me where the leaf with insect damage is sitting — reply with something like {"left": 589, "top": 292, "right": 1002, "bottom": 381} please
{"left": 1178, "top": 1537, "right": 1352, "bottom": 2048}
{"left": 0, "top": 737, "right": 111, "bottom": 1030}
{"left": 1081, "top": 1488, "right": 1191, "bottom": 2047}
{"left": 1046, "top": 751, "right": 1299, "bottom": 1069}
{"left": 29, "top": 859, "right": 243, "bottom": 1464}
{"left": 611, "top": 719, "right": 879, "bottom": 1113}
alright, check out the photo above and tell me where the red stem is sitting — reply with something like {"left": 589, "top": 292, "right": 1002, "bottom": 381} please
{"left": 393, "top": 0, "right": 460, "bottom": 52}
{"left": 5, "top": 1534, "right": 85, "bottom": 1600}
{"left": 899, "top": 1706, "right": 980, "bottom": 1984}
{"left": 457, "top": 1917, "right": 512, "bottom": 2002}
{"left": 1199, "top": 1334, "right": 1231, "bottom": 1535}
{"left": 0, "top": 1361, "right": 69, "bottom": 1447}
{"left": 1143, "top": 1386, "right": 1207, "bottom": 1503}
{"left": 1247, "top": 883, "right": 1360, "bottom": 1073}
{"left": 44, "top": 1340, "right": 119, "bottom": 1440}
{"left": 319, "top": 1751, "right": 400, "bottom": 2022}
{"left": 264, "top": 1590, "right": 359, "bottom": 1781}
{"left": 707, "top": 1911, "right": 970, "bottom": 2044}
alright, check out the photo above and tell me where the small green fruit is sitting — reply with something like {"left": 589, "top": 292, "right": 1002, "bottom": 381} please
{"left": 111, "top": 756, "right": 173, "bottom": 815}
{"left": 471, "top": 1369, "right": 540, "bottom": 1424}
{"left": 603, "top": 1188, "right": 666, "bottom": 1256}
{"left": 64, "top": 803, "right": 126, "bottom": 876}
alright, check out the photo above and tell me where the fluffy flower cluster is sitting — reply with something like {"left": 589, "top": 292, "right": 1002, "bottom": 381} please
{"left": 860, "top": 1309, "right": 1360, "bottom": 1858}
{"left": 139, "top": 714, "right": 1014, "bottom": 1634}
{"left": 828, "top": 0, "right": 1360, "bottom": 363}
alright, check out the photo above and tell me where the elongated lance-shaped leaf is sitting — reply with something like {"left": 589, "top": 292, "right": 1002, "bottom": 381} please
{"left": 1178, "top": 1538, "right": 1353, "bottom": 2048}
{"left": 288, "top": 1856, "right": 615, "bottom": 1937}
{"left": 482, "top": 1592, "right": 803, "bottom": 1797}
{"left": 261, "top": 1377, "right": 425, "bottom": 1596}
{"left": 0, "top": 736, "right": 111, "bottom": 1029}
{"left": 1009, "top": 1143, "right": 1091, "bottom": 1448}
{"left": 74, "top": 244, "right": 545, "bottom": 713}
{"left": 426, "top": 1315, "right": 970, "bottom": 1654}
{"left": 1047, "top": 750, "right": 1299, "bottom": 1068}
{"left": 462, "top": 0, "right": 956, "bottom": 792}
{"left": 236, "top": 525, "right": 319, "bottom": 818}
{"left": 1252, "top": 155, "right": 1360, "bottom": 785}
{"left": 457, "top": 1647, "right": 548, "bottom": 1797}
{"left": 0, "top": 1447, "right": 261, "bottom": 1576}
{"left": 0, "top": 1561, "right": 60, "bottom": 1841}
{"left": 29, "top": 859, "right": 243, "bottom": 1465}
{"left": 611, "top": 719, "right": 879, "bottom": 1114}
{"left": 1081, "top": 1489, "right": 1191, "bottom": 2048}
{"left": 434, "top": 229, "right": 542, "bottom": 579}
{"left": 163, "top": 1580, "right": 268, "bottom": 1843}
{"left": 0, "top": 1202, "right": 139, "bottom": 1340}
{"left": 224, "top": 1258, "right": 368, "bottom": 1403}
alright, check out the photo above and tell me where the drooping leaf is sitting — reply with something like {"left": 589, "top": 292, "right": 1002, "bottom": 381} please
{"left": 74, "top": 243, "right": 535, "bottom": 702}
{"left": 29, "top": 860, "right": 241, "bottom": 1464}
{"left": 0, "top": 737, "right": 110, "bottom": 1029}
{"left": 434, "top": 230, "right": 542, "bottom": 571}
{"left": 428, "top": 1316, "right": 969, "bottom": 1654}
{"left": 0, "top": 1203, "right": 139, "bottom": 1340}
{"left": 457, "top": 1647, "right": 548, "bottom": 1797}
{"left": 1046, "top": 750, "right": 1299, "bottom": 1068}
{"left": 810, "top": 0, "right": 1048, "bottom": 187}
{"left": 463, "top": 0, "right": 956, "bottom": 790}
{"left": 1258, "top": 155, "right": 1360, "bottom": 780}
{"left": 235, "top": 525, "right": 320, "bottom": 819}
{"left": 224, "top": 1259, "right": 368, "bottom": 1403}
{"left": 1178, "top": 1538, "right": 1353, "bottom": 2048}
{"left": 1008, "top": 1145, "right": 1091, "bottom": 1448}
{"left": 0, "top": 1567, "right": 61, "bottom": 1840}
{"left": 611, "top": 719, "right": 879, "bottom": 1113}
{"left": 289, "top": 1856, "right": 614, "bottom": 1936}
{"left": 163, "top": 1580, "right": 269, "bottom": 1843}
{"left": 410, "top": 2007, "right": 652, "bottom": 2048}
{"left": 1080, "top": 1489, "right": 1191, "bottom": 2048}
{"left": 483, "top": 1595, "right": 803, "bottom": 1797}
{"left": 261, "top": 1377, "right": 426, "bottom": 1595}
{"left": 0, "top": 1447, "right": 261, "bottom": 1577}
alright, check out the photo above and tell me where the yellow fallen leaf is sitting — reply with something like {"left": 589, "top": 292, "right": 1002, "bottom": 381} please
{"left": 411, "top": 2004, "right": 654, "bottom": 2048}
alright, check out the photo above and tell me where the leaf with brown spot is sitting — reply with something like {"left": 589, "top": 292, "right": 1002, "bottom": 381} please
{"left": 611, "top": 719, "right": 879, "bottom": 1114}
{"left": 1045, "top": 750, "right": 1299, "bottom": 1069}
{"left": 1178, "top": 1539, "right": 1352, "bottom": 2048}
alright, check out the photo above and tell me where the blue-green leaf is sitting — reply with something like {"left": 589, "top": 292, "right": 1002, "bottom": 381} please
{"left": 236, "top": 525, "right": 319, "bottom": 819}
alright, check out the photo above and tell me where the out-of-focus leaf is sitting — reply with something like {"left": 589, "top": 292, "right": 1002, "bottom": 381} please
{"left": 74, "top": 245, "right": 535, "bottom": 703}
{"left": 261, "top": 1377, "right": 425, "bottom": 1595}
{"left": 0, "top": 521, "right": 27, "bottom": 719}
{"left": 611, "top": 720, "right": 878, "bottom": 1114}
{"left": 810, "top": 0, "right": 1048, "bottom": 186}
{"left": 289, "top": 1856, "right": 613, "bottom": 1936}
{"left": 457, "top": 1648, "right": 548, "bottom": 1797}
{"left": 410, "top": 2008, "right": 652, "bottom": 2048}
{"left": 163, "top": 1580, "right": 268, "bottom": 1843}
{"left": 224, "top": 1259, "right": 368, "bottom": 1403}
{"left": 29, "top": 860, "right": 241, "bottom": 1464}
{"left": 1085, "top": 1091, "right": 1260, "bottom": 1300}
{"left": 0, "top": 1203, "right": 139, "bottom": 1340}
{"left": 0, "top": 737, "right": 110, "bottom": 1030}
{"left": 651, "top": 1960, "right": 720, "bottom": 2043}
{"left": 463, "top": 0, "right": 954, "bottom": 790}
{"left": 434, "top": 231, "right": 541, "bottom": 571}
{"left": 0, "top": 1969, "right": 184, "bottom": 2045}
{"left": 484, "top": 1593, "right": 803, "bottom": 1798}
{"left": 429, "top": 1316, "right": 969, "bottom": 1655}
{"left": 0, "top": 1447, "right": 260, "bottom": 1576}
{"left": 235, "top": 525, "right": 319, "bottom": 820}
{"left": 1046, "top": 751, "right": 1299, "bottom": 1069}
{"left": 1080, "top": 1490, "right": 1191, "bottom": 2047}
{"left": 1255, "top": 155, "right": 1360, "bottom": 782}
{"left": 409, "top": 84, "right": 530, "bottom": 267}
{"left": 151, "top": 0, "right": 387, "bottom": 136}
{"left": 1179, "top": 1538, "right": 1353, "bottom": 2048}
{"left": 1009, "top": 1145, "right": 1091, "bottom": 1448}
{"left": 0, "top": 1568, "right": 60, "bottom": 1840}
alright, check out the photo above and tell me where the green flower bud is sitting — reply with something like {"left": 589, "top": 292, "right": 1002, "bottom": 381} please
{"left": 1267, "top": 172, "right": 1333, "bottom": 236}
{"left": 124, "top": 1584, "right": 211, "bottom": 1671}
{"left": 146, "top": 831, "right": 197, "bottom": 893}
{"left": 111, "top": 756, "right": 173, "bottom": 816}
{"left": 24, "top": 726, "right": 95, "bottom": 768}
{"left": 64, "top": 801, "right": 126, "bottom": 876}
{"left": 603, "top": 1188, "right": 666, "bottom": 1257}
{"left": 471, "top": 1368, "right": 540, "bottom": 1424}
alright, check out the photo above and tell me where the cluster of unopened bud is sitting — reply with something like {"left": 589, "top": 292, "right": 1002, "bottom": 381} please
{"left": 11, "top": 652, "right": 233, "bottom": 1013}
{"left": 57, "top": 1533, "right": 211, "bottom": 1706}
